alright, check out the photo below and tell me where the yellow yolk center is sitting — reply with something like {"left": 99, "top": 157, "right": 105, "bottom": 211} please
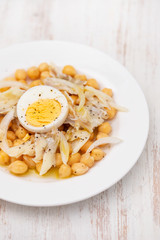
{"left": 26, "top": 99, "right": 61, "bottom": 127}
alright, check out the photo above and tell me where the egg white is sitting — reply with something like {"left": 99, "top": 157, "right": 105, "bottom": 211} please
{"left": 17, "top": 85, "right": 69, "bottom": 133}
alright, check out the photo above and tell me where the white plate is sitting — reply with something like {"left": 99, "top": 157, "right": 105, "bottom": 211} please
{"left": 0, "top": 41, "right": 149, "bottom": 206}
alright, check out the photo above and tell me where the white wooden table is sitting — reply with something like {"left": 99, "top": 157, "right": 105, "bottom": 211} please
{"left": 0, "top": 0, "right": 159, "bottom": 239}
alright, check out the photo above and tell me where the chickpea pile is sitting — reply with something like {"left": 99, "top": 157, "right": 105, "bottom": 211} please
{"left": 0, "top": 63, "right": 117, "bottom": 178}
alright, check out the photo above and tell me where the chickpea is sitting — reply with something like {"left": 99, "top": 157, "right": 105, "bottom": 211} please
{"left": 80, "top": 153, "right": 94, "bottom": 167}
{"left": 74, "top": 74, "right": 87, "bottom": 81}
{"left": 8, "top": 160, "right": 28, "bottom": 175}
{"left": 55, "top": 153, "right": 63, "bottom": 168}
{"left": 5, "top": 77, "right": 16, "bottom": 81}
{"left": 105, "top": 107, "right": 117, "bottom": 120}
{"left": 40, "top": 71, "right": 51, "bottom": 80}
{"left": 91, "top": 148, "right": 105, "bottom": 161}
{"left": 89, "top": 132, "right": 94, "bottom": 141}
{"left": 13, "top": 139, "right": 23, "bottom": 146}
{"left": 71, "top": 163, "right": 88, "bottom": 176}
{"left": 10, "top": 156, "right": 23, "bottom": 163}
{"left": 15, "top": 69, "right": 27, "bottom": 80}
{"left": 36, "top": 160, "right": 42, "bottom": 173}
{"left": 87, "top": 79, "right": 99, "bottom": 89}
{"left": 7, "top": 131, "right": 16, "bottom": 141}
{"left": 39, "top": 62, "right": 49, "bottom": 72}
{"left": 7, "top": 139, "right": 13, "bottom": 147}
{"left": 27, "top": 66, "right": 40, "bottom": 80}
{"left": 23, "top": 155, "right": 36, "bottom": 169}
{"left": 81, "top": 140, "right": 93, "bottom": 153}
{"left": 102, "top": 88, "right": 113, "bottom": 97}
{"left": 98, "top": 122, "right": 112, "bottom": 134}
{"left": 15, "top": 126, "right": 28, "bottom": 139}
{"left": 68, "top": 153, "right": 81, "bottom": 166}
{"left": 62, "top": 65, "right": 76, "bottom": 77}
{"left": 97, "top": 132, "right": 108, "bottom": 140}
{"left": 59, "top": 164, "right": 71, "bottom": 178}
{"left": 29, "top": 79, "right": 43, "bottom": 88}
{"left": 70, "top": 95, "right": 78, "bottom": 104}
{"left": 0, "top": 150, "right": 10, "bottom": 165}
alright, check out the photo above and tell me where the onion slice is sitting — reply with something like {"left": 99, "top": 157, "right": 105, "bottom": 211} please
{"left": 0, "top": 108, "right": 15, "bottom": 142}
{"left": 87, "top": 137, "right": 122, "bottom": 153}
{"left": 0, "top": 80, "right": 28, "bottom": 90}
{"left": 44, "top": 77, "right": 85, "bottom": 110}
{"left": 59, "top": 132, "right": 69, "bottom": 164}
{"left": 0, "top": 87, "right": 25, "bottom": 114}
{"left": 0, "top": 108, "right": 34, "bottom": 157}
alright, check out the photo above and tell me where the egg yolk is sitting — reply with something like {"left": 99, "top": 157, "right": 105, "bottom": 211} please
{"left": 26, "top": 99, "right": 61, "bottom": 127}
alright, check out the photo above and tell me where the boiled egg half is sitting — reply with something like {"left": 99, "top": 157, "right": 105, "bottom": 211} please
{"left": 17, "top": 85, "right": 68, "bottom": 133}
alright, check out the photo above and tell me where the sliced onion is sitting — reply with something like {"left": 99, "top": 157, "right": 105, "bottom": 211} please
{"left": 63, "top": 91, "right": 77, "bottom": 118}
{"left": 75, "top": 120, "right": 93, "bottom": 133}
{"left": 77, "top": 87, "right": 85, "bottom": 111}
{"left": 59, "top": 132, "right": 69, "bottom": 164}
{"left": 87, "top": 137, "right": 122, "bottom": 153}
{"left": 85, "top": 86, "right": 113, "bottom": 101}
{"left": 109, "top": 102, "right": 128, "bottom": 112}
{"left": 0, "top": 80, "right": 28, "bottom": 90}
{"left": 44, "top": 77, "right": 76, "bottom": 90}
{"left": 0, "top": 108, "right": 34, "bottom": 157}
{"left": 44, "top": 78, "right": 75, "bottom": 94}
{"left": 63, "top": 91, "right": 73, "bottom": 103}
{"left": 0, "top": 87, "right": 25, "bottom": 113}
{"left": 0, "top": 108, "right": 15, "bottom": 142}
{"left": 85, "top": 91, "right": 110, "bottom": 109}
{"left": 44, "top": 77, "right": 85, "bottom": 110}
{"left": 0, "top": 87, "right": 24, "bottom": 100}
{"left": 64, "top": 118, "right": 76, "bottom": 127}
{"left": 75, "top": 106, "right": 91, "bottom": 123}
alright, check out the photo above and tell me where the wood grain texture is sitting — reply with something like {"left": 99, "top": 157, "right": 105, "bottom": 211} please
{"left": 0, "top": 0, "right": 160, "bottom": 239}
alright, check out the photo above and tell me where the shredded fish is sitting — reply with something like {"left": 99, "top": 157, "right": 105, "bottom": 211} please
{"left": 40, "top": 137, "right": 59, "bottom": 175}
